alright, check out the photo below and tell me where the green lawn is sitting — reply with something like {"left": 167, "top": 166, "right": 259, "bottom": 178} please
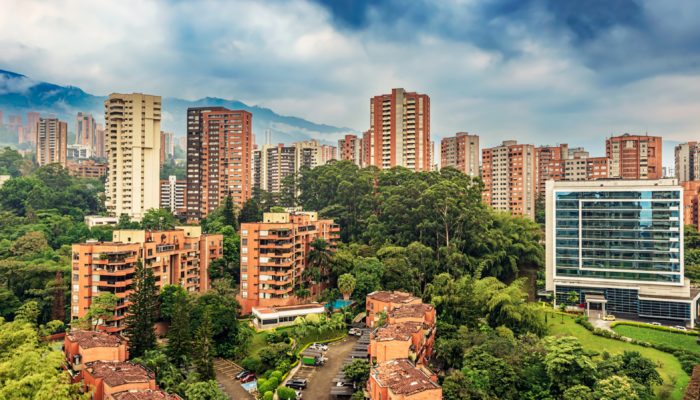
{"left": 613, "top": 324, "right": 700, "bottom": 355}
{"left": 547, "top": 314, "right": 688, "bottom": 399}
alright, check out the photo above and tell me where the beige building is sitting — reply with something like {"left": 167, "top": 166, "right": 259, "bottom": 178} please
{"left": 675, "top": 142, "right": 700, "bottom": 183}
{"left": 104, "top": 93, "right": 162, "bottom": 221}
{"left": 253, "top": 143, "right": 296, "bottom": 193}
{"left": 36, "top": 117, "right": 68, "bottom": 167}
{"left": 440, "top": 132, "right": 479, "bottom": 176}
{"left": 338, "top": 134, "right": 363, "bottom": 167}
{"left": 294, "top": 139, "right": 336, "bottom": 171}
{"left": 481, "top": 140, "right": 537, "bottom": 219}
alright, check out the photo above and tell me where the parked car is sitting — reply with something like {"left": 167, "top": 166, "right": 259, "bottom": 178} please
{"left": 235, "top": 370, "right": 251, "bottom": 380}
{"left": 674, "top": 325, "right": 688, "bottom": 331}
{"left": 240, "top": 373, "right": 256, "bottom": 383}
{"left": 286, "top": 379, "right": 308, "bottom": 390}
{"left": 310, "top": 343, "right": 328, "bottom": 351}
{"left": 348, "top": 328, "right": 360, "bottom": 336}
{"left": 650, "top": 322, "right": 662, "bottom": 326}
{"left": 602, "top": 314, "right": 616, "bottom": 321}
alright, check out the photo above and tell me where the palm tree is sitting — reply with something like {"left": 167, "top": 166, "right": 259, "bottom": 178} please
{"left": 337, "top": 273, "right": 356, "bottom": 300}
{"left": 308, "top": 238, "right": 333, "bottom": 284}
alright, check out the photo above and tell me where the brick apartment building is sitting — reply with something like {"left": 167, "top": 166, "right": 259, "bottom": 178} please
{"left": 365, "top": 291, "right": 422, "bottom": 328}
{"left": 71, "top": 227, "right": 222, "bottom": 332}
{"left": 65, "top": 330, "right": 129, "bottom": 373}
{"left": 82, "top": 361, "right": 157, "bottom": 400}
{"left": 606, "top": 133, "right": 662, "bottom": 180}
{"left": 67, "top": 159, "right": 108, "bottom": 179}
{"left": 440, "top": 132, "right": 479, "bottom": 177}
{"left": 482, "top": 140, "right": 537, "bottom": 219}
{"left": 237, "top": 211, "right": 339, "bottom": 314}
{"left": 368, "top": 359, "right": 442, "bottom": 400}
{"left": 338, "top": 134, "right": 363, "bottom": 167}
{"left": 186, "top": 107, "right": 253, "bottom": 221}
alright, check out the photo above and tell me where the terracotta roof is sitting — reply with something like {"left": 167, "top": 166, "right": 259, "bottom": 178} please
{"left": 372, "top": 359, "right": 440, "bottom": 396}
{"left": 367, "top": 291, "right": 419, "bottom": 304}
{"left": 388, "top": 303, "right": 434, "bottom": 319}
{"left": 112, "top": 390, "right": 181, "bottom": 400}
{"left": 84, "top": 361, "right": 153, "bottom": 387}
{"left": 67, "top": 330, "right": 125, "bottom": 349}
{"left": 373, "top": 322, "right": 423, "bottom": 341}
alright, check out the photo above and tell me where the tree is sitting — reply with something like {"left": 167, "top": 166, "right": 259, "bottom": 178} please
{"left": 183, "top": 380, "right": 228, "bottom": 400}
{"left": 222, "top": 194, "right": 237, "bottom": 229}
{"left": 159, "top": 284, "right": 188, "bottom": 322}
{"left": 14, "top": 300, "right": 40, "bottom": 325}
{"left": 117, "top": 214, "right": 140, "bottom": 229}
{"left": 125, "top": 261, "right": 159, "bottom": 358}
{"left": 343, "top": 359, "right": 370, "bottom": 387}
{"left": 593, "top": 376, "right": 640, "bottom": 400}
{"left": 307, "top": 238, "right": 333, "bottom": 284}
{"left": 50, "top": 271, "right": 66, "bottom": 322}
{"left": 337, "top": 273, "right": 356, "bottom": 300}
{"left": 167, "top": 294, "right": 191, "bottom": 367}
{"left": 276, "top": 386, "right": 297, "bottom": 400}
{"left": 543, "top": 336, "right": 597, "bottom": 395}
{"left": 10, "top": 231, "right": 50, "bottom": 257}
{"left": 83, "top": 292, "right": 118, "bottom": 330}
{"left": 193, "top": 306, "right": 215, "bottom": 379}
{"left": 141, "top": 208, "right": 177, "bottom": 230}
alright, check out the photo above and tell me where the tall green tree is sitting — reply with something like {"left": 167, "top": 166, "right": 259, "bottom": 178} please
{"left": 141, "top": 208, "right": 177, "bottom": 230}
{"left": 222, "top": 194, "right": 237, "bottom": 229}
{"left": 193, "top": 306, "right": 215, "bottom": 380}
{"left": 82, "top": 292, "right": 118, "bottom": 330}
{"left": 337, "top": 273, "right": 356, "bottom": 300}
{"left": 125, "top": 261, "right": 159, "bottom": 357}
{"left": 167, "top": 294, "right": 191, "bottom": 367}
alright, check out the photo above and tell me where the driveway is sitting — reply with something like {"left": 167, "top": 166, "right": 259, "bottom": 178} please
{"left": 296, "top": 336, "right": 358, "bottom": 400}
{"left": 214, "top": 358, "right": 254, "bottom": 400}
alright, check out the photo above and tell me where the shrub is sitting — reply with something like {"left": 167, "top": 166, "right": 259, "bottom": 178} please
{"left": 269, "top": 370, "right": 284, "bottom": 381}
{"left": 276, "top": 386, "right": 297, "bottom": 400}
{"left": 263, "top": 391, "right": 273, "bottom": 400}
{"left": 241, "top": 356, "right": 262, "bottom": 373}
{"left": 612, "top": 321, "right": 699, "bottom": 336}
{"left": 257, "top": 377, "right": 279, "bottom": 394}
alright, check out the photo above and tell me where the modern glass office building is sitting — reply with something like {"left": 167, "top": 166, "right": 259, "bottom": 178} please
{"left": 546, "top": 179, "right": 700, "bottom": 327}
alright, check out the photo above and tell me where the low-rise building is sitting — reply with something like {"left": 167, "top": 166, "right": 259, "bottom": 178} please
{"left": 64, "top": 330, "right": 128, "bottom": 372}
{"left": 251, "top": 303, "right": 325, "bottom": 329}
{"left": 82, "top": 361, "right": 156, "bottom": 400}
{"left": 112, "top": 390, "right": 181, "bottom": 400}
{"left": 387, "top": 303, "right": 436, "bottom": 327}
{"left": 71, "top": 227, "right": 223, "bottom": 331}
{"left": 365, "top": 291, "right": 421, "bottom": 328}
{"left": 67, "top": 159, "right": 108, "bottom": 178}
{"left": 368, "top": 358, "right": 442, "bottom": 400}
{"left": 85, "top": 215, "right": 119, "bottom": 228}
{"left": 369, "top": 322, "right": 432, "bottom": 364}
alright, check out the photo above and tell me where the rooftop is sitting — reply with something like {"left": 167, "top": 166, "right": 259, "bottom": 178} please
{"left": 84, "top": 361, "right": 153, "bottom": 387}
{"left": 67, "top": 330, "right": 125, "bottom": 348}
{"left": 253, "top": 303, "right": 325, "bottom": 314}
{"left": 373, "top": 322, "right": 423, "bottom": 341}
{"left": 112, "top": 390, "right": 180, "bottom": 400}
{"left": 367, "top": 291, "right": 419, "bottom": 304}
{"left": 388, "top": 303, "right": 434, "bottom": 320}
{"left": 372, "top": 359, "right": 440, "bottom": 396}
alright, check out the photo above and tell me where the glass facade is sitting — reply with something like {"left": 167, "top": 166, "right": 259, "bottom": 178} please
{"left": 554, "top": 189, "right": 682, "bottom": 284}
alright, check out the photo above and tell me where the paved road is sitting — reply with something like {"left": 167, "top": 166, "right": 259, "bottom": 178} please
{"left": 293, "top": 336, "right": 358, "bottom": 400}
{"left": 214, "top": 358, "right": 254, "bottom": 400}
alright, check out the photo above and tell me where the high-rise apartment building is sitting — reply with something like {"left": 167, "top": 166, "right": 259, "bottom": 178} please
{"left": 186, "top": 107, "right": 253, "bottom": 222}
{"left": 294, "top": 139, "right": 336, "bottom": 171}
{"left": 440, "top": 132, "right": 479, "bottom": 176}
{"left": 675, "top": 142, "right": 700, "bottom": 183}
{"left": 367, "top": 88, "right": 431, "bottom": 171}
{"left": 253, "top": 144, "right": 296, "bottom": 193}
{"left": 71, "top": 227, "right": 222, "bottom": 331}
{"left": 94, "top": 124, "right": 105, "bottom": 158}
{"left": 535, "top": 144, "right": 568, "bottom": 196}
{"left": 338, "top": 134, "right": 363, "bottom": 166}
{"left": 160, "top": 131, "right": 175, "bottom": 165}
{"left": 482, "top": 140, "right": 537, "bottom": 219}
{"left": 160, "top": 175, "right": 187, "bottom": 217}
{"left": 683, "top": 181, "right": 700, "bottom": 231}
{"left": 546, "top": 179, "right": 700, "bottom": 327}
{"left": 104, "top": 93, "right": 162, "bottom": 221}
{"left": 605, "top": 134, "right": 662, "bottom": 180}
{"left": 26, "top": 111, "right": 40, "bottom": 146}
{"left": 76, "top": 112, "right": 97, "bottom": 154}
{"left": 237, "top": 211, "right": 339, "bottom": 314}
{"left": 36, "top": 117, "right": 67, "bottom": 167}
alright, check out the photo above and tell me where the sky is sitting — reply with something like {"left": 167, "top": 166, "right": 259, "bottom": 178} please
{"left": 1, "top": 0, "right": 700, "bottom": 164}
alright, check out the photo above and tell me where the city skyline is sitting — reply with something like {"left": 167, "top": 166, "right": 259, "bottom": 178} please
{"left": 1, "top": 0, "right": 699, "bottom": 163}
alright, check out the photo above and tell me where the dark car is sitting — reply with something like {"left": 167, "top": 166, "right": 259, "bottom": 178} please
{"left": 235, "top": 370, "right": 251, "bottom": 380}
{"left": 240, "top": 373, "right": 256, "bottom": 383}
{"left": 286, "top": 379, "right": 308, "bottom": 390}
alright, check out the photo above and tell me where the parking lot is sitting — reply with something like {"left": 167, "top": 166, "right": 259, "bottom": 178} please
{"left": 213, "top": 358, "right": 254, "bottom": 400}
{"left": 288, "top": 335, "right": 358, "bottom": 399}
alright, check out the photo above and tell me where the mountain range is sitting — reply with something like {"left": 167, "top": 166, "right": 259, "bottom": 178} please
{"left": 0, "top": 69, "right": 356, "bottom": 146}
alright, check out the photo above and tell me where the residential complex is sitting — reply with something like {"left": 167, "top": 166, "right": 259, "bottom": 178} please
{"left": 365, "top": 88, "right": 431, "bottom": 171}
{"left": 482, "top": 140, "right": 537, "bottom": 219}
{"left": 71, "top": 227, "right": 223, "bottom": 331}
{"left": 675, "top": 142, "right": 700, "bottom": 183}
{"left": 160, "top": 175, "right": 187, "bottom": 217}
{"left": 536, "top": 144, "right": 568, "bottom": 196}
{"left": 36, "top": 117, "right": 68, "bottom": 167}
{"left": 82, "top": 361, "right": 157, "bottom": 400}
{"left": 606, "top": 133, "right": 662, "bottom": 180}
{"left": 64, "top": 330, "right": 129, "bottom": 370}
{"left": 67, "top": 159, "right": 108, "bottom": 179}
{"left": 160, "top": 131, "right": 174, "bottom": 165}
{"left": 67, "top": 144, "right": 92, "bottom": 160}
{"left": 253, "top": 143, "right": 296, "bottom": 193}
{"left": 338, "top": 134, "right": 363, "bottom": 166}
{"left": 545, "top": 179, "right": 700, "bottom": 327}
{"left": 76, "top": 112, "right": 103, "bottom": 157}
{"left": 440, "top": 132, "right": 479, "bottom": 176}
{"left": 104, "top": 93, "right": 162, "bottom": 221}
{"left": 294, "top": 139, "right": 337, "bottom": 171}
{"left": 365, "top": 291, "right": 441, "bottom": 399}
{"left": 237, "top": 210, "right": 339, "bottom": 314}
{"left": 185, "top": 107, "right": 253, "bottom": 221}
{"left": 683, "top": 181, "right": 700, "bottom": 230}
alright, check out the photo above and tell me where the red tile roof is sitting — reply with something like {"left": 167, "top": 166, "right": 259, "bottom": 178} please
{"left": 84, "top": 361, "right": 153, "bottom": 387}
{"left": 367, "top": 291, "right": 419, "bottom": 304}
{"left": 112, "top": 390, "right": 180, "bottom": 400}
{"left": 372, "top": 359, "right": 440, "bottom": 396}
{"left": 388, "top": 303, "right": 434, "bottom": 319}
{"left": 373, "top": 322, "right": 423, "bottom": 341}
{"left": 67, "top": 330, "right": 125, "bottom": 348}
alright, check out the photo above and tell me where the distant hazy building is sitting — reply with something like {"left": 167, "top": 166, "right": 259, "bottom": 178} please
{"left": 36, "top": 117, "right": 67, "bottom": 167}
{"left": 186, "top": 107, "right": 253, "bottom": 222}
{"left": 482, "top": 140, "right": 536, "bottom": 219}
{"left": 94, "top": 124, "right": 105, "bottom": 158}
{"left": 338, "top": 134, "right": 363, "bottom": 166}
{"left": 104, "top": 93, "right": 162, "bottom": 221}
{"left": 675, "top": 142, "right": 699, "bottom": 183}
{"left": 254, "top": 143, "right": 296, "bottom": 193}
{"left": 160, "top": 131, "right": 175, "bottom": 165}
{"left": 294, "top": 139, "right": 336, "bottom": 171}
{"left": 440, "top": 132, "right": 479, "bottom": 176}
{"left": 160, "top": 175, "right": 187, "bottom": 217}
{"left": 366, "top": 88, "right": 431, "bottom": 171}
{"left": 67, "top": 144, "right": 92, "bottom": 160}
{"left": 606, "top": 134, "right": 662, "bottom": 180}
{"left": 76, "top": 112, "right": 99, "bottom": 157}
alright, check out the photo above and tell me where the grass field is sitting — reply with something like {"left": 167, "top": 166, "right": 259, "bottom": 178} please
{"left": 547, "top": 314, "right": 688, "bottom": 399}
{"left": 613, "top": 324, "right": 700, "bottom": 355}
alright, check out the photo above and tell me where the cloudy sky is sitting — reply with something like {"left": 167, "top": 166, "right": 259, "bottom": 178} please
{"left": 2, "top": 0, "right": 700, "bottom": 162}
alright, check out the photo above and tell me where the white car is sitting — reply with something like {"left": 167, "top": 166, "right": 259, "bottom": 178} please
{"left": 650, "top": 322, "right": 662, "bottom": 326}
{"left": 674, "top": 325, "right": 688, "bottom": 331}
{"left": 311, "top": 343, "right": 328, "bottom": 351}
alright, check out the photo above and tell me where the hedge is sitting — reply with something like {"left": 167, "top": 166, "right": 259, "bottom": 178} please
{"left": 611, "top": 321, "right": 699, "bottom": 336}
